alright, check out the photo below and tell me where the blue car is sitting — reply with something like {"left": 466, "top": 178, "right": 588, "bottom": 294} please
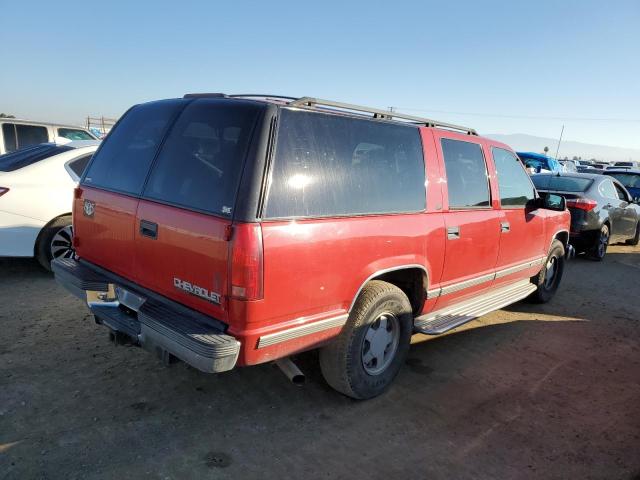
{"left": 517, "top": 151, "right": 562, "bottom": 173}
{"left": 604, "top": 169, "right": 640, "bottom": 201}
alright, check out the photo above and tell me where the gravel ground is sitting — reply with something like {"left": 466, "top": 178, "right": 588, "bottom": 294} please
{"left": 1, "top": 245, "right": 639, "bottom": 479}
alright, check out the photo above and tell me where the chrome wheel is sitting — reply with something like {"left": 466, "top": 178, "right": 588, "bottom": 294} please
{"left": 544, "top": 256, "right": 558, "bottom": 289}
{"left": 361, "top": 312, "right": 400, "bottom": 375}
{"left": 50, "top": 225, "right": 75, "bottom": 259}
{"left": 597, "top": 228, "right": 609, "bottom": 258}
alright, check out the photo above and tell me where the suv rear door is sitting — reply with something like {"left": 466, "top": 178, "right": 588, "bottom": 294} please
{"left": 76, "top": 99, "right": 184, "bottom": 278}
{"left": 134, "top": 99, "right": 264, "bottom": 321}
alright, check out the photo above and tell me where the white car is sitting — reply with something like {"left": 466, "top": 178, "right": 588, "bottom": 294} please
{"left": 0, "top": 141, "right": 100, "bottom": 270}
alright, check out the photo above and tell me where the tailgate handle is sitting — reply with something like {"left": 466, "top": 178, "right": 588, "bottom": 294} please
{"left": 140, "top": 220, "right": 158, "bottom": 239}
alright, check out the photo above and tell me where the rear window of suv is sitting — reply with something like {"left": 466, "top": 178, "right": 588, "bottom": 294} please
{"left": 143, "top": 100, "right": 261, "bottom": 217}
{"left": 265, "top": 109, "right": 425, "bottom": 218}
{"left": 83, "top": 99, "right": 184, "bottom": 195}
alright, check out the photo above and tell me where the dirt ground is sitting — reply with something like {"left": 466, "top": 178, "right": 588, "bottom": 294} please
{"left": 1, "top": 245, "right": 639, "bottom": 480}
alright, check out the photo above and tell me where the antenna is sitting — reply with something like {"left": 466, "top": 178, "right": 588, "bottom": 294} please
{"left": 554, "top": 125, "right": 565, "bottom": 160}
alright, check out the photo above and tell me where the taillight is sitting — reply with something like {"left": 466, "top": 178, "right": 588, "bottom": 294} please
{"left": 229, "top": 223, "right": 264, "bottom": 301}
{"left": 566, "top": 198, "right": 597, "bottom": 211}
{"left": 0, "top": 187, "right": 9, "bottom": 197}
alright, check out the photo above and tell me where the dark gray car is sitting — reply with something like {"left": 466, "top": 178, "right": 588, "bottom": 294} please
{"left": 532, "top": 173, "right": 640, "bottom": 260}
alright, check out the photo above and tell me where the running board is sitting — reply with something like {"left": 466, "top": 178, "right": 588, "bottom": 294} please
{"left": 414, "top": 280, "right": 537, "bottom": 335}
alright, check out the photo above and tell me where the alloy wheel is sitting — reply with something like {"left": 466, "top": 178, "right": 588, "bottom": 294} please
{"left": 50, "top": 225, "right": 76, "bottom": 259}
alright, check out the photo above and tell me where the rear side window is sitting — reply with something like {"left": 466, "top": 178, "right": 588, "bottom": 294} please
{"left": 531, "top": 175, "right": 593, "bottom": 192}
{"left": 598, "top": 179, "right": 618, "bottom": 199}
{"left": 441, "top": 138, "right": 490, "bottom": 209}
{"left": 0, "top": 144, "right": 73, "bottom": 172}
{"left": 2, "top": 123, "right": 48, "bottom": 152}
{"left": 67, "top": 154, "right": 92, "bottom": 178}
{"left": 143, "top": 100, "right": 261, "bottom": 217}
{"left": 2, "top": 124, "right": 17, "bottom": 152}
{"left": 57, "top": 128, "right": 95, "bottom": 140}
{"left": 265, "top": 109, "right": 425, "bottom": 218}
{"left": 83, "top": 100, "right": 183, "bottom": 195}
{"left": 492, "top": 147, "right": 535, "bottom": 207}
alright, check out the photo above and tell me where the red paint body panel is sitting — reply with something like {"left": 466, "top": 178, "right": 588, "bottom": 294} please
{"left": 74, "top": 187, "right": 138, "bottom": 279}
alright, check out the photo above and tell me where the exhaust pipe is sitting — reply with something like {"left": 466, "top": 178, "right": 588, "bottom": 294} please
{"left": 275, "top": 358, "right": 305, "bottom": 386}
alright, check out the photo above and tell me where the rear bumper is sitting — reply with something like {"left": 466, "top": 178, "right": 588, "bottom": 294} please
{"left": 52, "top": 257, "right": 240, "bottom": 373}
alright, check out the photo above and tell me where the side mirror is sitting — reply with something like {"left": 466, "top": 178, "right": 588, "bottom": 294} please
{"left": 634, "top": 196, "right": 640, "bottom": 205}
{"left": 542, "top": 193, "right": 566, "bottom": 211}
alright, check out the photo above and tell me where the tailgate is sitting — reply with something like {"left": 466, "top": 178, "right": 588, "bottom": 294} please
{"left": 134, "top": 200, "right": 231, "bottom": 321}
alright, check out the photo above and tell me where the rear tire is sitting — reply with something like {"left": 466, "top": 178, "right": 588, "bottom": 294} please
{"left": 589, "top": 224, "right": 609, "bottom": 261}
{"left": 626, "top": 222, "right": 640, "bottom": 246}
{"left": 35, "top": 216, "right": 75, "bottom": 272}
{"left": 319, "top": 280, "right": 413, "bottom": 400}
{"left": 530, "top": 239, "right": 565, "bottom": 304}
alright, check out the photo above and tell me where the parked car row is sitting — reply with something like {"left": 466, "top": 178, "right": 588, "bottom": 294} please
{"left": 532, "top": 172, "right": 640, "bottom": 260}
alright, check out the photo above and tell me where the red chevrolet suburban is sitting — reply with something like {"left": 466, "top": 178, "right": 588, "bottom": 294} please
{"left": 53, "top": 94, "right": 571, "bottom": 399}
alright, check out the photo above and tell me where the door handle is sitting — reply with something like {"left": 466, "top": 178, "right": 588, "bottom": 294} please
{"left": 140, "top": 220, "right": 158, "bottom": 239}
{"left": 501, "top": 221, "right": 510, "bottom": 233}
{"left": 447, "top": 226, "right": 460, "bottom": 240}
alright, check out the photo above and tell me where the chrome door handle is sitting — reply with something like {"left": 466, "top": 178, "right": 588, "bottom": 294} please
{"left": 447, "top": 226, "right": 460, "bottom": 239}
{"left": 501, "top": 221, "right": 510, "bottom": 233}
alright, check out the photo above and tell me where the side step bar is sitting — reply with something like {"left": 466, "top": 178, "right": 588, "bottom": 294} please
{"left": 414, "top": 280, "right": 537, "bottom": 335}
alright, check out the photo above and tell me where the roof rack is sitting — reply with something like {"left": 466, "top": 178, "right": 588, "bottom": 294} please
{"left": 181, "top": 93, "right": 478, "bottom": 135}
{"left": 228, "top": 94, "right": 299, "bottom": 102}
{"left": 289, "top": 97, "right": 477, "bottom": 135}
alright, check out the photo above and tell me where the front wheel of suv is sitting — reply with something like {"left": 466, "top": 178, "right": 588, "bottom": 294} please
{"left": 319, "top": 280, "right": 413, "bottom": 400}
{"left": 529, "top": 239, "right": 565, "bottom": 304}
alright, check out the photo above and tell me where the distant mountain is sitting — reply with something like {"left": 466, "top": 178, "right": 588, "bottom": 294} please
{"left": 485, "top": 133, "right": 639, "bottom": 163}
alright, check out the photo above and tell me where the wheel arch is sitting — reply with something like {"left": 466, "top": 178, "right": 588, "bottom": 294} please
{"left": 33, "top": 212, "right": 72, "bottom": 256}
{"left": 349, "top": 265, "right": 428, "bottom": 316}
{"left": 552, "top": 229, "right": 569, "bottom": 249}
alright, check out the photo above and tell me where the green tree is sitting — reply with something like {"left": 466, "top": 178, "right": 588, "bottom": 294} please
{"left": 0, "top": 113, "right": 15, "bottom": 118}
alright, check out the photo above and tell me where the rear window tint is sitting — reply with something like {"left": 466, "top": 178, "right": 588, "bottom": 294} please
{"left": 143, "top": 100, "right": 261, "bottom": 217}
{"left": 531, "top": 175, "right": 593, "bottom": 192}
{"left": 0, "top": 144, "right": 73, "bottom": 172}
{"left": 83, "top": 99, "right": 184, "bottom": 195}
{"left": 265, "top": 109, "right": 425, "bottom": 218}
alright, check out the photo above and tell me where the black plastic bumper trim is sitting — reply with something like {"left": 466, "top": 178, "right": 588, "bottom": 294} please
{"left": 52, "top": 257, "right": 240, "bottom": 373}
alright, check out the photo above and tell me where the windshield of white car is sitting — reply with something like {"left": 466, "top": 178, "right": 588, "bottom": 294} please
{"left": 0, "top": 144, "right": 74, "bottom": 172}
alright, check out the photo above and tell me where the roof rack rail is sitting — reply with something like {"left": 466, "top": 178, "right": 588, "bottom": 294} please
{"left": 229, "top": 94, "right": 300, "bottom": 103}
{"left": 289, "top": 97, "right": 477, "bottom": 135}
{"left": 183, "top": 93, "right": 228, "bottom": 98}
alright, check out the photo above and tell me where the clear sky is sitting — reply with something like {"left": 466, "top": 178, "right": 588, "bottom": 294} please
{"left": 1, "top": 0, "right": 639, "bottom": 148}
